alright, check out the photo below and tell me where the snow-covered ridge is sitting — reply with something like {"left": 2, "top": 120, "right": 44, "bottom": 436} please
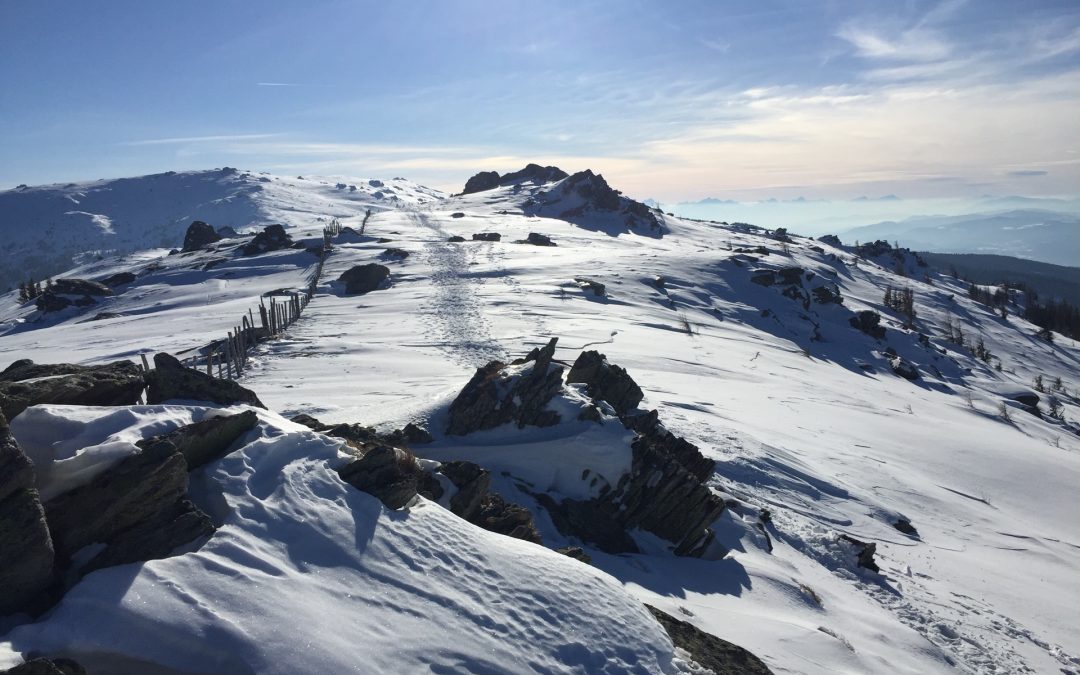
{"left": 0, "top": 168, "right": 444, "bottom": 292}
{"left": 0, "top": 164, "right": 1078, "bottom": 674}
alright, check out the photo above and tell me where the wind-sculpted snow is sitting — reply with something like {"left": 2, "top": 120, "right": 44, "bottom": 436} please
{"left": 0, "top": 406, "right": 695, "bottom": 674}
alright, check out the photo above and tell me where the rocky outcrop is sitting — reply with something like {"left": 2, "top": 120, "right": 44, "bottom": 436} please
{"left": 447, "top": 235, "right": 465, "bottom": 242}
{"left": 434, "top": 461, "right": 541, "bottom": 543}
{"left": 889, "top": 356, "right": 920, "bottom": 381}
{"left": 136, "top": 410, "right": 259, "bottom": 470}
{"left": 145, "top": 353, "right": 266, "bottom": 408}
{"left": 647, "top": 605, "right": 773, "bottom": 675}
{"left": 849, "top": 310, "right": 886, "bottom": 339}
{"left": 750, "top": 270, "right": 776, "bottom": 287}
{"left": 216, "top": 225, "right": 239, "bottom": 238}
{"left": 839, "top": 534, "right": 880, "bottom": 573}
{"left": 471, "top": 232, "right": 501, "bottom": 242}
{"left": 811, "top": 285, "right": 843, "bottom": 304}
{"left": 34, "top": 278, "right": 115, "bottom": 313}
{"left": 0, "top": 412, "right": 56, "bottom": 617}
{"left": 818, "top": 234, "right": 842, "bottom": 247}
{"left": 0, "top": 359, "right": 145, "bottom": 419}
{"left": 98, "top": 271, "right": 137, "bottom": 287}
{"left": 241, "top": 224, "right": 293, "bottom": 256}
{"left": 461, "top": 171, "right": 501, "bottom": 195}
{"left": 338, "top": 263, "right": 390, "bottom": 295}
{"left": 446, "top": 337, "right": 564, "bottom": 436}
{"left": 40, "top": 438, "right": 214, "bottom": 579}
{"left": 566, "top": 350, "right": 644, "bottom": 416}
{"left": 461, "top": 164, "right": 569, "bottom": 195}
{"left": 382, "top": 248, "right": 409, "bottom": 259}
{"left": 182, "top": 220, "right": 221, "bottom": 252}
{"left": 338, "top": 446, "right": 424, "bottom": 510}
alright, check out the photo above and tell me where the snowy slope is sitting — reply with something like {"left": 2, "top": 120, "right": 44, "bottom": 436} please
{"left": 1, "top": 168, "right": 1079, "bottom": 674}
{"left": 0, "top": 168, "right": 443, "bottom": 292}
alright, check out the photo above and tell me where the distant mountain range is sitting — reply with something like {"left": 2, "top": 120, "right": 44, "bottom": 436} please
{"left": 840, "top": 209, "right": 1080, "bottom": 266}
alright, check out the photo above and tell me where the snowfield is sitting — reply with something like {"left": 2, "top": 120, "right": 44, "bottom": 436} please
{"left": 1, "top": 169, "right": 1078, "bottom": 674}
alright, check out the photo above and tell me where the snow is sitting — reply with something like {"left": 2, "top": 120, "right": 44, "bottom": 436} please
{"left": 1, "top": 405, "right": 691, "bottom": 675}
{"left": 1, "top": 168, "right": 1079, "bottom": 673}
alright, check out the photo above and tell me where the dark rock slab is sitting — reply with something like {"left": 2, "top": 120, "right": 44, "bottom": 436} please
{"left": 647, "top": 605, "right": 773, "bottom": 675}
{"left": 382, "top": 248, "right": 409, "bottom": 259}
{"left": 777, "top": 267, "right": 804, "bottom": 285}
{"left": 811, "top": 285, "right": 842, "bottom": 304}
{"left": 566, "top": 350, "right": 643, "bottom": 416}
{"left": 471, "top": 232, "right": 501, "bottom": 242}
{"left": 44, "top": 441, "right": 189, "bottom": 559}
{"left": 818, "top": 234, "right": 842, "bottom": 247}
{"left": 0, "top": 485, "right": 56, "bottom": 616}
{"left": 136, "top": 410, "right": 259, "bottom": 470}
{"left": 182, "top": 220, "right": 222, "bottom": 252}
{"left": 51, "top": 278, "right": 114, "bottom": 297}
{"left": 338, "top": 263, "right": 390, "bottom": 295}
{"left": 80, "top": 498, "right": 214, "bottom": 574}
{"left": 0, "top": 360, "right": 145, "bottom": 420}
{"left": 750, "top": 270, "right": 776, "bottom": 287}
{"left": 446, "top": 338, "right": 564, "bottom": 435}
{"left": 145, "top": 353, "right": 265, "bottom": 408}
{"left": 0, "top": 409, "right": 34, "bottom": 503}
{"left": 447, "top": 235, "right": 466, "bottom": 242}
{"left": 889, "top": 356, "right": 920, "bottom": 381}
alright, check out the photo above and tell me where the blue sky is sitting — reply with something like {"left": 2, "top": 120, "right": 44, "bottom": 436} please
{"left": 1, "top": 0, "right": 1078, "bottom": 202}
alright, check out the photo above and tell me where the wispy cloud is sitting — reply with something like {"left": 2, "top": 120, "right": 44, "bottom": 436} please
{"left": 123, "top": 133, "right": 284, "bottom": 146}
{"left": 837, "top": 24, "right": 952, "bottom": 61}
{"left": 1008, "top": 170, "right": 1049, "bottom": 177}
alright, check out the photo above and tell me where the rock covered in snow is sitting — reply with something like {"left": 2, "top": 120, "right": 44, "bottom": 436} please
{"left": 181, "top": 220, "right": 221, "bottom": 252}
{"left": 0, "top": 359, "right": 145, "bottom": 419}
{"left": 136, "top": 410, "right": 258, "bottom": 470}
{"left": 338, "top": 446, "right": 424, "bottom": 510}
{"left": 145, "top": 353, "right": 265, "bottom": 409}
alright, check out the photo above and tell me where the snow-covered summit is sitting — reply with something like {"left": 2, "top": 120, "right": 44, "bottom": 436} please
{"left": 0, "top": 168, "right": 444, "bottom": 291}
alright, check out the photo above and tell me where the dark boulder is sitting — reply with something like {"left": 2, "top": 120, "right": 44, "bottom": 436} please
{"left": 241, "top": 224, "right": 293, "bottom": 256}
{"left": 98, "top": 271, "right": 137, "bottom": 287}
{"left": 451, "top": 212, "right": 466, "bottom": 218}
{"left": 439, "top": 460, "right": 490, "bottom": 521}
{"left": 446, "top": 338, "right": 564, "bottom": 436}
{"left": 145, "top": 353, "right": 266, "bottom": 408}
{"left": 0, "top": 360, "right": 145, "bottom": 420}
{"left": 849, "top": 310, "right": 886, "bottom": 339}
{"left": 647, "top": 605, "right": 773, "bottom": 675}
{"left": 461, "top": 171, "right": 501, "bottom": 195}
{"left": 136, "top": 410, "right": 259, "bottom": 470}
{"left": 566, "top": 350, "right": 644, "bottom": 416}
{"left": 818, "top": 234, "right": 842, "bottom": 247}
{"left": 574, "top": 277, "right": 606, "bottom": 297}
{"left": 557, "top": 170, "right": 621, "bottom": 211}
{"left": 472, "top": 232, "right": 501, "bottom": 242}
{"left": 382, "top": 248, "right": 409, "bottom": 259}
{"left": 447, "top": 235, "right": 466, "bottom": 242}
{"left": 749, "top": 270, "right": 776, "bottom": 287}
{"left": 0, "top": 411, "right": 56, "bottom": 617}
{"left": 777, "top": 267, "right": 804, "bottom": 285}
{"left": 52, "top": 278, "right": 115, "bottom": 297}
{"left": 182, "top": 220, "right": 221, "bottom": 252}
{"left": 35, "top": 279, "right": 114, "bottom": 313}
{"left": 520, "top": 232, "right": 556, "bottom": 246}
{"left": 338, "top": 263, "right": 390, "bottom": 295}
{"left": 43, "top": 440, "right": 206, "bottom": 562}
{"left": 893, "top": 518, "right": 918, "bottom": 536}
{"left": 338, "top": 446, "right": 422, "bottom": 510}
